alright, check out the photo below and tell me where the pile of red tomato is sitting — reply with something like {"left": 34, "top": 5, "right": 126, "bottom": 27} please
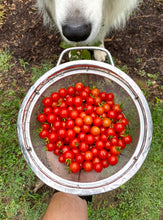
{"left": 37, "top": 82, "right": 132, "bottom": 173}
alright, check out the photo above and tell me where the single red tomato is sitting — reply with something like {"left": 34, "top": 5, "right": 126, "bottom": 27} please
{"left": 75, "top": 82, "right": 84, "bottom": 92}
{"left": 102, "top": 118, "right": 112, "bottom": 128}
{"left": 99, "top": 92, "right": 107, "bottom": 101}
{"left": 70, "top": 138, "right": 80, "bottom": 148}
{"left": 108, "top": 155, "right": 118, "bottom": 166}
{"left": 99, "top": 149, "right": 108, "bottom": 159}
{"left": 85, "top": 134, "right": 95, "bottom": 145}
{"left": 91, "top": 147, "right": 99, "bottom": 157}
{"left": 38, "top": 113, "right": 46, "bottom": 123}
{"left": 69, "top": 110, "right": 79, "bottom": 119}
{"left": 66, "top": 96, "right": 74, "bottom": 106}
{"left": 65, "top": 119, "right": 75, "bottom": 129}
{"left": 92, "top": 157, "right": 101, "bottom": 164}
{"left": 107, "top": 110, "right": 117, "bottom": 120}
{"left": 48, "top": 132, "right": 58, "bottom": 142}
{"left": 67, "top": 86, "right": 75, "bottom": 96}
{"left": 101, "top": 159, "right": 109, "bottom": 168}
{"left": 91, "top": 88, "right": 100, "bottom": 97}
{"left": 86, "top": 96, "right": 95, "bottom": 105}
{"left": 81, "top": 124, "right": 90, "bottom": 133}
{"left": 123, "top": 135, "right": 132, "bottom": 144}
{"left": 75, "top": 154, "right": 84, "bottom": 164}
{"left": 78, "top": 132, "right": 86, "bottom": 142}
{"left": 58, "top": 154, "right": 65, "bottom": 163}
{"left": 117, "top": 139, "right": 126, "bottom": 149}
{"left": 39, "top": 129, "right": 49, "bottom": 139}
{"left": 69, "top": 161, "right": 80, "bottom": 173}
{"left": 46, "top": 113, "right": 56, "bottom": 124}
{"left": 96, "top": 106, "right": 104, "bottom": 115}
{"left": 43, "top": 107, "right": 53, "bottom": 115}
{"left": 83, "top": 161, "right": 93, "bottom": 172}
{"left": 74, "top": 96, "right": 83, "bottom": 106}
{"left": 59, "top": 108, "right": 69, "bottom": 118}
{"left": 41, "top": 123, "right": 50, "bottom": 130}
{"left": 58, "top": 88, "right": 67, "bottom": 97}
{"left": 85, "top": 105, "right": 94, "bottom": 114}
{"left": 79, "top": 142, "right": 89, "bottom": 152}
{"left": 84, "top": 151, "right": 93, "bottom": 161}
{"left": 42, "top": 97, "right": 52, "bottom": 107}
{"left": 114, "top": 123, "right": 125, "bottom": 133}
{"left": 107, "top": 93, "right": 114, "bottom": 101}
{"left": 83, "top": 115, "right": 93, "bottom": 125}
{"left": 93, "top": 117, "right": 102, "bottom": 127}
{"left": 73, "top": 126, "right": 81, "bottom": 134}
{"left": 110, "top": 146, "right": 121, "bottom": 156}
{"left": 93, "top": 162, "right": 103, "bottom": 172}
{"left": 75, "top": 117, "right": 83, "bottom": 126}
{"left": 106, "top": 128, "right": 116, "bottom": 137}
{"left": 90, "top": 126, "right": 100, "bottom": 136}
{"left": 112, "top": 104, "right": 122, "bottom": 114}
{"left": 66, "top": 129, "right": 75, "bottom": 139}
{"left": 96, "top": 140, "right": 104, "bottom": 149}
{"left": 51, "top": 92, "right": 60, "bottom": 102}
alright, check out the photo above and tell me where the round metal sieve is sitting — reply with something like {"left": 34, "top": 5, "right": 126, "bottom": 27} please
{"left": 17, "top": 47, "right": 152, "bottom": 195}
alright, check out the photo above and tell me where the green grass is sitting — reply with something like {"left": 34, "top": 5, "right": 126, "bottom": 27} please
{"left": 0, "top": 50, "right": 162, "bottom": 220}
{"left": 0, "top": 49, "right": 13, "bottom": 73}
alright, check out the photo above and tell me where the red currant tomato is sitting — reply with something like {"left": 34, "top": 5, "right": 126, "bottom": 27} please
{"left": 93, "top": 117, "right": 102, "bottom": 127}
{"left": 90, "top": 126, "right": 100, "bottom": 136}
{"left": 78, "top": 132, "right": 86, "bottom": 142}
{"left": 83, "top": 115, "right": 93, "bottom": 125}
{"left": 107, "top": 93, "right": 114, "bottom": 101}
{"left": 107, "top": 110, "right": 117, "bottom": 120}
{"left": 67, "top": 86, "right": 75, "bottom": 96}
{"left": 39, "top": 129, "right": 49, "bottom": 139}
{"left": 70, "top": 138, "right": 80, "bottom": 148}
{"left": 46, "top": 143, "right": 55, "bottom": 151}
{"left": 75, "top": 117, "right": 83, "bottom": 126}
{"left": 96, "top": 140, "right": 104, "bottom": 150}
{"left": 108, "top": 155, "right": 118, "bottom": 166}
{"left": 43, "top": 107, "right": 53, "bottom": 115}
{"left": 41, "top": 123, "right": 50, "bottom": 130}
{"left": 38, "top": 113, "right": 46, "bottom": 122}
{"left": 59, "top": 108, "right": 69, "bottom": 118}
{"left": 48, "top": 132, "right": 58, "bottom": 143}
{"left": 58, "top": 155, "right": 65, "bottom": 163}
{"left": 83, "top": 161, "right": 93, "bottom": 172}
{"left": 75, "top": 82, "right": 84, "bottom": 92}
{"left": 58, "top": 88, "right": 67, "bottom": 97}
{"left": 112, "top": 104, "right": 122, "bottom": 114}
{"left": 102, "top": 118, "right": 112, "bottom": 128}
{"left": 93, "top": 162, "right": 103, "bottom": 172}
{"left": 85, "top": 134, "right": 95, "bottom": 145}
{"left": 86, "top": 96, "right": 94, "bottom": 105}
{"left": 99, "top": 149, "right": 108, "bottom": 159}
{"left": 96, "top": 106, "right": 104, "bottom": 115}
{"left": 79, "top": 142, "right": 89, "bottom": 152}
{"left": 123, "top": 135, "right": 132, "bottom": 144}
{"left": 42, "top": 97, "right": 52, "bottom": 107}
{"left": 75, "top": 154, "right": 84, "bottom": 164}
{"left": 114, "top": 123, "right": 125, "bottom": 133}
{"left": 46, "top": 113, "right": 56, "bottom": 124}
{"left": 74, "top": 96, "right": 83, "bottom": 106}
{"left": 69, "top": 161, "right": 80, "bottom": 173}
{"left": 99, "top": 92, "right": 107, "bottom": 101}
{"left": 69, "top": 110, "right": 79, "bottom": 119}
{"left": 110, "top": 146, "right": 121, "bottom": 156}
{"left": 84, "top": 151, "right": 93, "bottom": 161}
{"left": 51, "top": 92, "right": 60, "bottom": 101}
{"left": 91, "top": 88, "right": 100, "bottom": 97}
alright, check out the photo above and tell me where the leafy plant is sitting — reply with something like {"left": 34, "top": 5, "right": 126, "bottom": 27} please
{"left": 0, "top": 49, "right": 13, "bottom": 73}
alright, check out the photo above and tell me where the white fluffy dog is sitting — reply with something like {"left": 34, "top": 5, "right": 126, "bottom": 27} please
{"left": 36, "top": 0, "right": 139, "bottom": 61}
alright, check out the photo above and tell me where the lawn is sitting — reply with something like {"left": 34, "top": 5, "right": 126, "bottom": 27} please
{"left": 0, "top": 49, "right": 162, "bottom": 220}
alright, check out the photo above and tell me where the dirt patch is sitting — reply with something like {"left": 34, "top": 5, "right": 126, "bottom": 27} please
{"left": 0, "top": 0, "right": 162, "bottom": 213}
{"left": 0, "top": 0, "right": 162, "bottom": 103}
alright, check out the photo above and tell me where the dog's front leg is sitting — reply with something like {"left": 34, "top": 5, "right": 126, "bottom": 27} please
{"left": 94, "top": 42, "right": 107, "bottom": 62}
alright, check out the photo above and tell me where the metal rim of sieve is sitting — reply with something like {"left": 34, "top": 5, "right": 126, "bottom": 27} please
{"left": 17, "top": 47, "right": 153, "bottom": 195}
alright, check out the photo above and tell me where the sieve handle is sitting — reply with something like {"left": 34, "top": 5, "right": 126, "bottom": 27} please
{"left": 56, "top": 46, "right": 114, "bottom": 66}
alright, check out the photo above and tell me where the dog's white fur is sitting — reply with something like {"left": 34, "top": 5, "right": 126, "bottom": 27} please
{"left": 36, "top": 0, "right": 139, "bottom": 60}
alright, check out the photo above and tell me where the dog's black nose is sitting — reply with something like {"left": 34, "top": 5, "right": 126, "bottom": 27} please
{"left": 62, "top": 22, "right": 91, "bottom": 42}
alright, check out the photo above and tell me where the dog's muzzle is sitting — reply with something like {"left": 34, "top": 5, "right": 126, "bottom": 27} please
{"left": 62, "top": 22, "right": 92, "bottom": 42}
